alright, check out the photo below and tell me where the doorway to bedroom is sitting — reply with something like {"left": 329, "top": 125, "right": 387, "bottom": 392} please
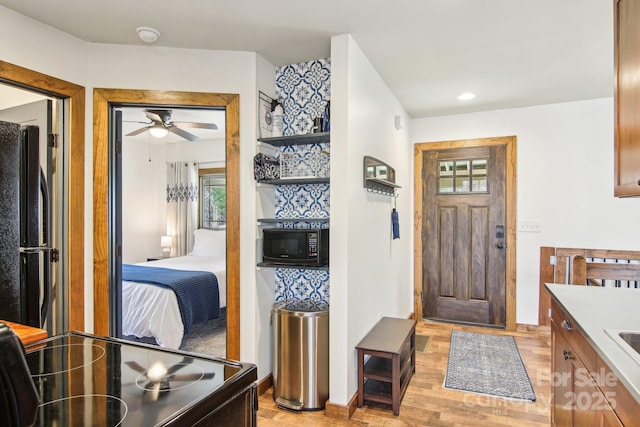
{"left": 116, "top": 106, "right": 228, "bottom": 357}
{"left": 92, "top": 88, "right": 240, "bottom": 361}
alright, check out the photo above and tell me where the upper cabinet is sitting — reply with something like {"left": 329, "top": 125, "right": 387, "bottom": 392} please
{"left": 614, "top": 0, "right": 640, "bottom": 197}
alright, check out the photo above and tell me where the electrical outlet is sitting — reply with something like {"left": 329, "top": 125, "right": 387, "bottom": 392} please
{"left": 518, "top": 221, "right": 542, "bottom": 233}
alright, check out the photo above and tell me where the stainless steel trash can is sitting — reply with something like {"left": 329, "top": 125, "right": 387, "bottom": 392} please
{"left": 272, "top": 300, "right": 329, "bottom": 411}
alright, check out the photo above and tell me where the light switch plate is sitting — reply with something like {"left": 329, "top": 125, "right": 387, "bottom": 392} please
{"left": 518, "top": 221, "right": 542, "bottom": 233}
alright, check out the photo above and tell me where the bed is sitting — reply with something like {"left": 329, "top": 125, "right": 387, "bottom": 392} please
{"left": 122, "top": 229, "right": 226, "bottom": 349}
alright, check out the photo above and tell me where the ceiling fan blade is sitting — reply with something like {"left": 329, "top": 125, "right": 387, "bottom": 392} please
{"left": 171, "top": 121, "right": 218, "bottom": 130}
{"left": 168, "top": 126, "right": 199, "bottom": 142}
{"left": 125, "top": 126, "right": 151, "bottom": 137}
{"left": 123, "top": 120, "right": 153, "bottom": 124}
{"left": 165, "top": 357, "right": 194, "bottom": 375}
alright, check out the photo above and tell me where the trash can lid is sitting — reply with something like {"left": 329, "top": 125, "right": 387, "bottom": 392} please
{"left": 277, "top": 300, "right": 329, "bottom": 313}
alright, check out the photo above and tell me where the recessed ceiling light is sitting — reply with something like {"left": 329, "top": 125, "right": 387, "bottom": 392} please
{"left": 457, "top": 92, "right": 477, "bottom": 101}
{"left": 136, "top": 26, "right": 160, "bottom": 43}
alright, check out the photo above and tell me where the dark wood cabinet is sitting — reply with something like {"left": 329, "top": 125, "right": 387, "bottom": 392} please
{"left": 551, "top": 326, "right": 574, "bottom": 426}
{"left": 551, "top": 322, "right": 601, "bottom": 426}
{"left": 614, "top": 0, "right": 640, "bottom": 196}
{"left": 551, "top": 300, "right": 626, "bottom": 427}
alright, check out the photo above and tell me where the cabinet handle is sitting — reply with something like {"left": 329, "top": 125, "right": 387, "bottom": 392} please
{"left": 563, "top": 350, "right": 572, "bottom": 360}
{"left": 561, "top": 319, "right": 573, "bottom": 331}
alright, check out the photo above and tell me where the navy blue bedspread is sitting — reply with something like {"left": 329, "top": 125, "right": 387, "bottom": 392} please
{"left": 122, "top": 264, "right": 220, "bottom": 333}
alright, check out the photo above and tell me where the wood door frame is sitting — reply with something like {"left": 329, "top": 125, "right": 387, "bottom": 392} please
{"left": 93, "top": 88, "right": 240, "bottom": 359}
{"left": 414, "top": 136, "right": 517, "bottom": 331}
{"left": 0, "top": 60, "right": 85, "bottom": 331}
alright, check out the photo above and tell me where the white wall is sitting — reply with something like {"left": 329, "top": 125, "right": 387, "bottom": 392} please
{"left": 253, "top": 54, "right": 278, "bottom": 386}
{"left": 330, "top": 34, "right": 413, "bottom": 405}
{"left": 411, "top": 98, "right": 640, "bottom": 325}
{"left": 121, "top": 139, "right": 166, "bottom": 263}
{"left": 0, "top": 6, "right": 88, "bottom": 84}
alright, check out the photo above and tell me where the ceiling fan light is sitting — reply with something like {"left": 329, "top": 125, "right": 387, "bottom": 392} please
{"left": 149, "top": 125, "right": 168, "bottom": 138}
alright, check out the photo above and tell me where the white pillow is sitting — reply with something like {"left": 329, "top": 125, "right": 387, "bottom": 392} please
{"left": 190, "top": 229, "right": 226, "bottom": 257}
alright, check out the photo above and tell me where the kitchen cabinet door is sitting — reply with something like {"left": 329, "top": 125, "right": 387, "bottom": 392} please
{"left": 552, "top": 325, "right": 574, "bottom": 427}
{"left": 614, "top": 0, "right": 640, "bottom": 196}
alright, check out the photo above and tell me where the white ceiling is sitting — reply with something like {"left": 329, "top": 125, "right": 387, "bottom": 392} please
{"left": 0, "top": 0, "right": 613, "bottom": 118}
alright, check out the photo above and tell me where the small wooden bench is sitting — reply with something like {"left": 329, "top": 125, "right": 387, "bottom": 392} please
{"left": 356, "top": 317, "right": 416, "bottom": 415}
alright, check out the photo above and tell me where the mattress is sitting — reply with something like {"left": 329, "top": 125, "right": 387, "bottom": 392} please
{"left": 122, "top": 254, "right": 226, "bottom": 349}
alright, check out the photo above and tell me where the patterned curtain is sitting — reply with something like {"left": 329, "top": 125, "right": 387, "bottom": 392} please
{"left": 166, "top": 162, "right": 198, "bottom": 256}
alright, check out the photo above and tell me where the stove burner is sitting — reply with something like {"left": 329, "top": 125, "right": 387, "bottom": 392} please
{"left": 29, "top": 343, "right": 106, "bottom": 377}
{"left": 38, "top": 394, "right": 128, "bottom": 426}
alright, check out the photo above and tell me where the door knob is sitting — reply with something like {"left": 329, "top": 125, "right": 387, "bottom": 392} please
{"left": 496, "top": 242, "right": 505, "bottom": 249}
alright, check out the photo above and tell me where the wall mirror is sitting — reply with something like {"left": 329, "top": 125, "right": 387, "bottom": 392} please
{"left": 363, "top": 155, "right": 400, "bottom": 196}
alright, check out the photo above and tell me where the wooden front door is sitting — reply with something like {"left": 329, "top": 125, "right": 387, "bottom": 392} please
{"left": 422, "top": 144, "right": 507, "bottom": 327}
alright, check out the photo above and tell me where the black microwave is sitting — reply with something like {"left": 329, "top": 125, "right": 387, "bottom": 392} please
{"left": 262, "top": 228, "right": 329, "bottom": 267}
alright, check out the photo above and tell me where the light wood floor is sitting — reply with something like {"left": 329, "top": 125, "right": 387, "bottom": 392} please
{"left": 257, "top": 320, "right": 551, "bottom": 426}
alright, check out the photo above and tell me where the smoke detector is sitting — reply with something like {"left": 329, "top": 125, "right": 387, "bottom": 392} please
{"left": 136, "top": 27, "right": 160, "bottom": 43}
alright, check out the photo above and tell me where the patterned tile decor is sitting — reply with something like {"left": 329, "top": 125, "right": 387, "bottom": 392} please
{"left": 273, "top": 58, "right": 331, "bottom": 304}
{"left": 275, "top": 183, "right": 330, "bottom": 221}
{"left": 276, "top": 58, "right": 331, "bottom": 136}
{"left": 274, "top": 269, "right": 330, "bottom": 303}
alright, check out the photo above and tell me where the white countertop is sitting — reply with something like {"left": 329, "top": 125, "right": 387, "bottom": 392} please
{"left": 546, "top": 283, "right": 640, "bottom": 403}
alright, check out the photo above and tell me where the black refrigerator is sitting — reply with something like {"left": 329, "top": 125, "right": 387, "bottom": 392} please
{"left": 0, "top": 120, "right": 53, "bottom": 328}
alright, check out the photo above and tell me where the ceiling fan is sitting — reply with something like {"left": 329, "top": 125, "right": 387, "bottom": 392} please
{"left": 125, "top": 109, "right": 218, "bottom": 142}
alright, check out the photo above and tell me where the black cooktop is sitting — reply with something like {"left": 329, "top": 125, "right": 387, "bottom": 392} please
{"left": 24, "top": 332, "right": 256, "bottom": 426}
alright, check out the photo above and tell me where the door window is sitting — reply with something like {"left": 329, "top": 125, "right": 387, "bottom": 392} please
{"left": 438, "top": 158, "right": 488, "bottom": 193}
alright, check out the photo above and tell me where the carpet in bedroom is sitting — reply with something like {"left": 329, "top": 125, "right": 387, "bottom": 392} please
{"left": 180, "top": 308, "right": 227, "bottom": 358}
{"left": 123, "top": 308, "right": 227, "bottom": 358}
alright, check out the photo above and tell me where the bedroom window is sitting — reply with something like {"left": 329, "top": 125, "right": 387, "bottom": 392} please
{"left": 200, "top": 169, "right": 226, "bottom": 229}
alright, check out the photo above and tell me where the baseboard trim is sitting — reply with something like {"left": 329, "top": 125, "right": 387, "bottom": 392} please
{"left": 325, "top": 392, "right": 358, "bottom": 420}
{"left": 257, "top": 374, "right": 273, "bottom": 396}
